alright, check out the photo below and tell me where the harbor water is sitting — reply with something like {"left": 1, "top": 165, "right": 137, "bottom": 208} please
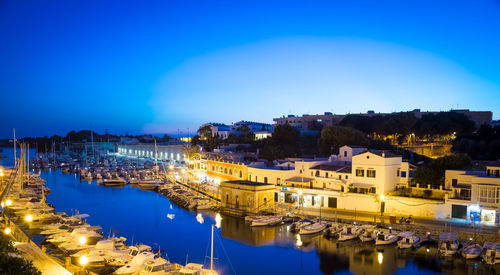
{"left": 0, "top": 147, "right": 495, "bottom": 275}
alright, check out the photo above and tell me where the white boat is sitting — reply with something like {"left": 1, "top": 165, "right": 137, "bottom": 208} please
{"left": 483, "top": 242, "right": 500, "bottom": 264}
{"left": 107, "top": 244, "right": 152, "bottom": 267}
{"left": 71, "top": 239, "right": 128, "bottom": 267}
{"left": 461, "top": 243, "right": 482, "bottom": 259}
{"left": 138, "top": 257, "right": 180, "bottom": 274}
{"left": 114, "top": 251, "right": 156, "bottom": 274}
{"left": 299, "top": 222, "right": 327, "bottom": 235}
{"left": 438, "top": 232, "right": 460, "bottom": 256}
{"left": 359, "top": 225, "right": 376, "bottom": 242}
{"left": 338, "top": 225, "right": 362, "bottom": 241}
{"left": 176, "top": 263, "right": 216, "bottom": 275}
{"left": 397, "top": 231, "right": 419, "bottom": 249}
{"left": 102, "top": 177, "right": 127, "bottom": 187}
{"left": 375, "top": 231, "right": 399, "bottom": 246}
{"left": 291, "top": 219, "right": 313, "bottom": 233}
{"left": 250, "top": 216, "right": 282, "bottom": 227}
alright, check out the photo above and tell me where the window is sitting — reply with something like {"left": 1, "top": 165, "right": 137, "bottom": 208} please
{"left": 401, "top": 171, "right": 407, "bottom": 178}
{"left": 370, "top": 187, "right": 376, "bottom": 193}
{"left": 338, "top": 175, "right": 342, "bottom": 179}
{"left": 315, "top": 171, "right": 319, "bottom": 176}
{"left": 229, "top": 169, "right": 232, "bottom": 175}
{"left": 328, "top": 197, "right": 337, "bottom": 208}
{"left": 451, "top": 179, "right": 458, "bottom": 187}
{"left": 367, "top": 169, "right": 376, "bottom": 178}
{"left": 264, "top": 177, "right": 268, "bottom": 183}
{"left": 239, "top": 171, "right": 242, "bottom": 178}
{"left": 277, "top": 178, "right": 280, "bottom": 185}
{"left": 344, "top": 151, "right": 347, "bottom": 157}
{"left": 323, "top": 182, "right": 326, "bottom": 188}
{"left": 224, "top": 168, "right": 227, "bottom": 174}
{"left": 356, "top": 168, "right": 364, "bottom": 177}
{"left": 397, "top": 169, "right": 400, "bottom": 177}
{"left": 255, "top": 176, "right": 258, "bottom": 182}
{"left": 274, "top": 192, "right": 278, "bottom": 202}
{"left": 479, "top": 186, "right": 500, "bottom": 204}
{"left": 345, "top": 175, "right": 348, "bottom": 179}
{"left": 325, "top": 172, "right": 329, "bottom": 178}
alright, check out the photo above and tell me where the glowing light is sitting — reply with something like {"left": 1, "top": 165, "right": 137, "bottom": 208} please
{"left": 167, "top": 214, "right": 175, "bottom": 220}
{"left": 196, "top": 213, "right": 204, "bottom": 224}
{"left": 0, "top": 202, "right": 4, "bottom": 208}
{"left": 5, "top": 199, "right": 12, "bottom": 206}
{"left": 377, "top": 252, "right": 383, "bottom": 264}
{"left": 79, "top": 255, "right": 88, "bottom": 266}
{"left": 426, "top": 248, "right": 430, "bottom": 253}
{"left": 79, "top": 236, "right": 87, "bottom": 245}
{"left": 298, "top": 190, "right": 303, "bottom": 196}
{"left": 0, "top": 169, "right": 4, "bottom": 177}
{"left": 4, "top": 227, "right": 11, "bottom": 235}
{"left": 215, "top": 213, "right": 222, "bottom": 229}
{"left": 181, "top": 169, "right": 186, "bottom": 174}
{"left": 169, "top": 165, "right": 174, "bottom": 170}
{"left": 25, "top": 214, "right": 33, "bottom": 222}
{"left": 296, "top": 234, "right": 302, "bottom": 247}
{"left": 380, "top": 195, "right": 385, "bottom": 201}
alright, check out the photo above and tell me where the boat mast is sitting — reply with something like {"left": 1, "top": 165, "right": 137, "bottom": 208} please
{"left": 13, "top": 128, "right": 16, "bottom": 167}
{"left": 211, "top": 224, "right": 214, "bottom": 272}
{"left": 154, "top": 138, "right": 158, "bottom": 177}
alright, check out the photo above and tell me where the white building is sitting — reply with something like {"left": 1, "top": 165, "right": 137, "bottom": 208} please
{"left": 117, "top": 143, "right": 186, "bottom": 162}
{"left": 444, "top": 163, "right": 500, "bottom": 225}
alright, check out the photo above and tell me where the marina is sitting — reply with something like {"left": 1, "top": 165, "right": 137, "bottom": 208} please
{"left": 1, "top": 147, "right": 499, "bottom": 274}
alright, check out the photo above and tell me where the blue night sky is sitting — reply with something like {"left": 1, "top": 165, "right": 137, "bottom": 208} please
{"left": 1, "top": 0, "right": 499, "bottom": 138}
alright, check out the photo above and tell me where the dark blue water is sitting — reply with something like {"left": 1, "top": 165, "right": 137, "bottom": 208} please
{"left": 0, "top": 147, "right": 493, "bottom": 274}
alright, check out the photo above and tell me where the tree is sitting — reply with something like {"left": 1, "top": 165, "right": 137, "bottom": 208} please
{"left": 197, "top": 125, "right": 212, "bottom": 139}
{"left": 318, "top": 126, "right": 369, "bottom": 155}
{"left": 0, "top": 235, "right": 41, "bottom": 275}
{"left": 412, "top": 154, "right": 471, "bottom": 188}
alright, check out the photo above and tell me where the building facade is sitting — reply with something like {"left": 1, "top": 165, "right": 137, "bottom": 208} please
{"left": 117, "top": 143, "right": 186, "bottom": 162}
{"left": 444, "top": 163, "right": 500, "bottom": 225}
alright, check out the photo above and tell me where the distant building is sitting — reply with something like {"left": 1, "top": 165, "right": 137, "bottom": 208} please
{"left": 221, "top": 180, "right": 275, "bottom": 215}
{"left": 201, "top": 120, "right": 272, "bottom": 140}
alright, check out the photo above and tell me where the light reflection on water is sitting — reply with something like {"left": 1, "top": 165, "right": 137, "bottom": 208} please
{"left": 0, "top": 148, "right": 496, "bottom": 275}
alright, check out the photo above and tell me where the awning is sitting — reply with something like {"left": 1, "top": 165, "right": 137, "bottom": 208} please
{"left": 351, "top": 182, "right": 373, "bottom": 189}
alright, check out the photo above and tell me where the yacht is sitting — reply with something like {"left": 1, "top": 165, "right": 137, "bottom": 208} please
{"left": 102, "top": 177, "right": 127, "bottom": 187}
{"left": 177, "top": 263, "right": 217, "bottom": 275}
{"left": 114, "top": 251, "right": 156, "bottom": 274}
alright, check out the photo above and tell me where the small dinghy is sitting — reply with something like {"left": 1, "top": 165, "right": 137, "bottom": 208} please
{"left": 250, "top": 216, "right": 282, "bottom": 227}
{"left": 290, "top": 219, "right": 313, "bottom": 233}
{"left": 461, "top": 243, "right": 482, "bottom": 259}
{"left": 375, "top": 231, "right": 399, "bottom": 246}
{"left": 359, "top": 225, "right": 376, "bottom": 242}
{"left": 338, "top": 225, "right": 362, "bottom": 241}
{"left": 397, "top": 231, "right": 420, "bottom": 249}
{"left": 438, "top": 232, "right": 460, "bottom": 256}
{"left": 483, "top": 242, "right": 500, "bottom": 264}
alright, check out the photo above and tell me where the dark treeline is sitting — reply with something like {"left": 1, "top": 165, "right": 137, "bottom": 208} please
{"left": 339, "top": 111, "right": 476, "bottom": 138}
{"left": 452, "top": 124, "right": 500, "bottom": 160}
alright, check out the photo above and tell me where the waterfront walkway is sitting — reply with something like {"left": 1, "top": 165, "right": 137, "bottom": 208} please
{"left": 14, "top": 242, "right": 71, "bottom": 275}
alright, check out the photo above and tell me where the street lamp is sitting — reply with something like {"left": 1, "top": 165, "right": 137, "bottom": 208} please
{"left": 5, "top": 199, "right": 12, "bottom": 207}
{"left": 25, "top": 214, "right": 33, "bottom": 223}
{"left": 4, "top": 227, "right": 11, "bottom": 235}
{"left": 79, "top": 236, "right": 87, "bottom": 245}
